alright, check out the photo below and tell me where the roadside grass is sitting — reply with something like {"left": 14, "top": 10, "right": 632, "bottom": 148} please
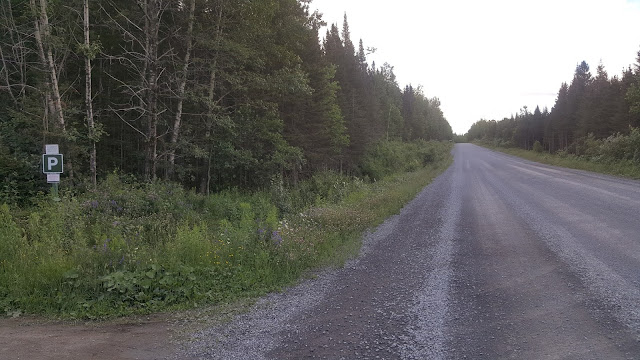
{"left": 0, "top": 141, "right": 453, "bottom": 319}
{"left": 475, "top": 141, "right": 640, "bottom": 180}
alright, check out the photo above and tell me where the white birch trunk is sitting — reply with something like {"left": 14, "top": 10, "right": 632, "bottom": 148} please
{"left": 84, "top": 0, "right": 97, "bottom": 188}
{"left": 167, "top": 0, "right": 196, "bottom": 179}
{"left": 38, "top": 0, "right": 65, "bottom": 133}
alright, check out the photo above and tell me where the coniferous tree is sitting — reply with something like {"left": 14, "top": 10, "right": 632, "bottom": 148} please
{"left": 468, "top": 49, "right": 640, "bottom": 154}
{"left": 626, "top": 49, "right": 640, "bottom": 119}
{"left": 0, "top": 1, "right": 455, "bottom": 203}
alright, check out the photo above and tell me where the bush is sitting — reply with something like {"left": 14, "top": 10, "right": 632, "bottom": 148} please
{"left": 0, "top": 204, "right": 23, "bottom": 270}
{"left": 600, "top": 128, "right": 640, "bottom": 164}
{"left": 573, "top": 133, "right": 601, "bottom": 158}
{"left": 360, "top": 140, "right": 448, "bottom": 180}
{"left": 290, "top": 171, "right": 361, "bottom": 209}
{"left": 532, "top": 140, "right": 543, "bottom": 153}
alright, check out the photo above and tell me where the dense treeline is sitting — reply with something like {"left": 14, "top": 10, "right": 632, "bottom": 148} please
{"left": 466, "top": 54, "right": 640, "bottom": 156}
{"left": 0, "top": 0, "right": 452, "bottom": 204}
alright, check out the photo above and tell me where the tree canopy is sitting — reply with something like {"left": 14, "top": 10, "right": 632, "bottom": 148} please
{"left": 466, "top": 54, "right": 640, "bottom": 153}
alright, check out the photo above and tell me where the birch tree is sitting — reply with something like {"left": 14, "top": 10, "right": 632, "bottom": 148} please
{"left": 166, "top": 0, "right": 196, "bottom": 180}
{"left": 81, "top": 0, "right": 99, "bottom": 188}
{"left": 31, "top": 0, "right": 66, "bottom": 134}
{"left": 103, "top": 0, "right": 171, "bottom": 181}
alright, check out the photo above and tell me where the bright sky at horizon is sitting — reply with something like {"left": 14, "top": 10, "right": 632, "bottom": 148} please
{"left": 311, "top": 0, "right": 640, "bottom": 134}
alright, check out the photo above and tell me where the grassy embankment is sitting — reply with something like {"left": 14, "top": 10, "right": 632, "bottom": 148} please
{"left": 0, "top": 141, "right": 452, "bottom": 319}
{"left": 474, "top": 128, "right": 640, "bottom": 179}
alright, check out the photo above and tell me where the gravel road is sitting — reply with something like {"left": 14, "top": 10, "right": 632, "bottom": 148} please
{"left": 175, "top": 143, "right": 640, "bottom": 359}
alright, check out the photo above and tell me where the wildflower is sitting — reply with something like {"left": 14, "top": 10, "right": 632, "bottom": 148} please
{"left": 90, "top": 200, "right": 99, "bottom": 209}
{"left": 271, "top": 230, "right": 283, "bottom": 246}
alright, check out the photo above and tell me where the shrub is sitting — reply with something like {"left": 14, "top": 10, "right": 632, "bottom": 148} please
{"left": 600, "top": 128, "right": 640, "bottom": 163}
{"left": 532, "top": 140, "right": 544, "bottom": 153}
{"left": 360, "top": 140, "right": 447, "bottom": 180}
{"left": 0, "top": 204, "right": 23, "bottom": 269}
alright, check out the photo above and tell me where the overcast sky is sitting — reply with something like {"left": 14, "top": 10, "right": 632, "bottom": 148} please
{"left": 310, "top": 0, "right": 640, "bottom": 134}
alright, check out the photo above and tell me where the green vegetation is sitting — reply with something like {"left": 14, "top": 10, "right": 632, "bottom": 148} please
{"left": 475, "top": 128, "right": 640, "bottom": 179}
{"left": 0, "top": 0, "right": 453, "bottom": 207}
{"left": 0, "top": 1, "right": 456, "bottom": 319}
{"left": 0, "top": 141, "right": 452, "bottom": 319}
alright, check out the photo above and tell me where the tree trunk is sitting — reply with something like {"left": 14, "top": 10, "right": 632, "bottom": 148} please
{"left": 0, "top": 47, "right": 17, "bottom": 106}
{"left": 142, "top": 0, "right": 160, "bottom": 182}
{"left": 202, "top": 60, "right": 217, "bottom": 196}
{"left": 32, "top": 0, "right": 73, "bottom": 179}
{"left": 30, "top": 0, "right": 55, "bottom": 131}
{"left": 38, "top": 0, "right": 66, "bottom": 133}
{"left": 84, "top": 0, "right": 97, "bottom": 189}
{"left": 201, "top": 4, "right": 224, "bottom": 195}
{"left": 0, "top": 2, "right": 17, "bottom": 106}
{"left": 167, "top": 0, "right": 196, "bottom": 180}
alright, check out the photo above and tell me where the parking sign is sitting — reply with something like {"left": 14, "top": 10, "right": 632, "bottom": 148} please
{"left": 43, "top": 154, "right": 64, "bottom": 173}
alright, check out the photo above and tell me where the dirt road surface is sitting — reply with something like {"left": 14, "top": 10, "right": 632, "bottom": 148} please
{"left": 3, "top": 144, "right": 640, "bottom": 359}
{"left": 0, "top": 314, "right": 173, "bottom": 360}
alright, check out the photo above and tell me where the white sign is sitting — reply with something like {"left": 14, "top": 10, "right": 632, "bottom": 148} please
{"left": 43, "top": 144, "right": 63, "bottom": 183}
{"left": 45, "top": 144, "right": 59, "bottom": 154}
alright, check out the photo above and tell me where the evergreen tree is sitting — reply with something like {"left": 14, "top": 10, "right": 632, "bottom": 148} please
{"left": 626, "top": 49, "right": 640, "bottom": 120}
{"left": 577, "top": 62, "right": 612, "bottom": 138}
{"left": 0, "top": 1, "right": 455, "bottom": 203}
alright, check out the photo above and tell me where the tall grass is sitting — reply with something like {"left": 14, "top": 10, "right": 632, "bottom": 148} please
{"left": 0, "top": 141, "right": 453, "bottom": 318}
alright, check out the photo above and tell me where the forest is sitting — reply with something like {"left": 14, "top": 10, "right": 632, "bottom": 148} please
{"left": 466, "top": 54, "right": 640, "bottom": 163}
{"left": 0, "top": 0, "right": 453, "bottom": 205}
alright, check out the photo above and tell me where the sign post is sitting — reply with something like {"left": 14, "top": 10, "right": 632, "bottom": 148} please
{"left": 42, "top": 144, "right": 63, "bottom": 201}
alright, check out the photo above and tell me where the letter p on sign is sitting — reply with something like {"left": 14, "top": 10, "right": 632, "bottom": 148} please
{"left": 43, "top": 154, "right": 63, "bottom": 173}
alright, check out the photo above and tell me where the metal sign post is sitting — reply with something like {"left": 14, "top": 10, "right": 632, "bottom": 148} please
{"left": 43, "top": 144, "right": 63, "bottom": 201}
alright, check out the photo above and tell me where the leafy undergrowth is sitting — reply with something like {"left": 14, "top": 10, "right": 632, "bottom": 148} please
{"left": 0, "top": 141, "right": 452, "bottom": 319}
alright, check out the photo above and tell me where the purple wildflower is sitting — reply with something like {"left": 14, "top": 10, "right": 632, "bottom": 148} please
{"left": 271, "top": 231, "right": 283, "bottom": 246}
